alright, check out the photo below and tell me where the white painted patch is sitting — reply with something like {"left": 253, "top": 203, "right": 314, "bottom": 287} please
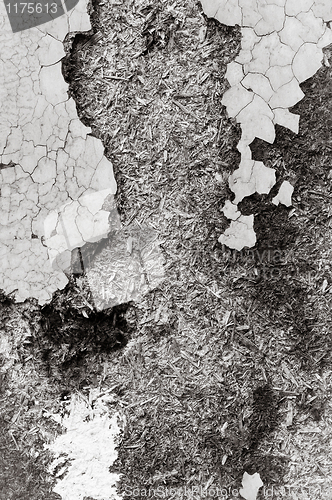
{"left": 272, "top": 181, "right": 294, "bottom": 207}
{"left": 46, "top": 391, "right": 123, "bottom": 500}
{"left": 239, "top": 472, "right": 264, "bottom": 500}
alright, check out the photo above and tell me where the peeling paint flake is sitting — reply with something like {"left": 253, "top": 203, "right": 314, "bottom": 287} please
{"left": 272, "top": 180, "right": 294, "bottom": 207}
{"left": 201, "top": 0, "right": 332, "bottom": 249}
{"left": 239, "top": 472, "right": 264, "bottom": 500}
{"left": 230, "top": 161, "right": 276, "bottom": 204}
{"left": 218, "top": 214, "right": 256, "bottom": 251}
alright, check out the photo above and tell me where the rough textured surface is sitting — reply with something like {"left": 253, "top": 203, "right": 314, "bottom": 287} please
{"left": 201, "top": 0, "right": 332, "bottom": 249}
{"left": 85, "top": 223, "right": 165, "bottom": 311}
{"left": 2, "top": 1, "right": 332, "bottom": 497}
{"left": 0, "top": 0, "right": 116, "bottom": 304}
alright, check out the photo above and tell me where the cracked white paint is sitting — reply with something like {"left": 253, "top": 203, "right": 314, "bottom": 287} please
{"left": 229, "top": 160, "right": 276, "bottom": 204}
{"left": 0, "top": 0, "right": 116, "bottom": 303}
{"left": 44, "top": 188, "right": 116, "bottom": 272}
{"left": 220, "top": 214, "right": 257, "bottom": 251}
{"left": 45, "top": 391, "right": 122, "bottom": 500}
{"left": 201, "top": 0, "right": 332, "bottom": 249}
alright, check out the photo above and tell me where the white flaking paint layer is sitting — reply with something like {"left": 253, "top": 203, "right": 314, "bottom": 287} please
{"left": 0, "top": 0, "right": 116, "bottom": 304}
{"left": 272, "top": 181, "right": 294, "bottom": 207}
{"left": 218, "top": 215, "right": 257, "bottom": 251}
{"left": 45, "top": 391, "right": 122, "bottom": 500}
{"left": 229, "top": 161, "right": 276, "bottom": 205}
{"left": 222, "top": 200, "right": 241, "bottom": 220}
{"left": 201, "top": 0, "right": 332, "bottom": 249}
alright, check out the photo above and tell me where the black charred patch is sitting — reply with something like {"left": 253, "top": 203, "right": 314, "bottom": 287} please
{"left": 242, "top": 452, "right": 288, "bottom": 486}
{"left": 39, "top": 305, "right": 128, "bottom": 353}
{"left": 0, "top": 289, "right": 14, "bottom": 306}
{"left": 248, "top": 385, "right": 278, "bottom": 449}
{"left": 253, "top": 207, "right": 298, "bottom": 251}
{"left": 235, "top": 385, "right": 288, "bottom": 485}
{"left": 30, "top": 279, "right": 133, "bottom": 389}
